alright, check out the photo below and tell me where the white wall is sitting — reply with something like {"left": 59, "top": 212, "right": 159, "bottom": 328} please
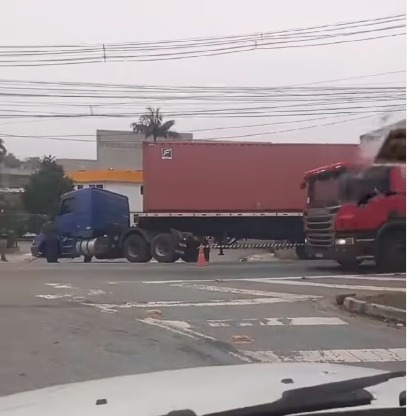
{"left": 74, "top": 182, "right": 143, "bottom": 221}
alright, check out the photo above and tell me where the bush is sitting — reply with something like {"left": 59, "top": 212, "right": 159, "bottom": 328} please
{"left": 0, "top": 212, "right": 49, "bottom": 237}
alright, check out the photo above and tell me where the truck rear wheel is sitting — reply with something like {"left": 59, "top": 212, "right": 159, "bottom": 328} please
{"left": 151, "top": 233, "right": 180, "bottom": 263}
{"left": 376, "top": 228, "right": 406, "bottom": 273}
{"left": 180, "top": 247, "right": 199, "bottom": 263}
{"left": 123, "top": 234, "right": 152, "bottom": 263}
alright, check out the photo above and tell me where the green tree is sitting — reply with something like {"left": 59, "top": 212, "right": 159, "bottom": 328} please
{"left": 22, "top": 156, "right": 74, "bottom": 217}
{"left": 0, "top": 139, "right": 6, "bottom": 163}
{"left": 23, "top": 156, "right": 41, "bottom": 170}
{"left": 3, "top": 152, "right": 21, "bottom": 168}
{"left": 131, "top": 107, "right": 179, "bottom": 142}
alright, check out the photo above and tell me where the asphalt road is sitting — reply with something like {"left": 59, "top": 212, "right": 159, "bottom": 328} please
{"left": 0, "top": 258, "right": 405, "bottom": 397}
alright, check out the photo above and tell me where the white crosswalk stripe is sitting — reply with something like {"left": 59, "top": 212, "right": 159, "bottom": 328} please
{"left": 242, "top": 348, "right": 406, "bottom": 363}
{"left": 206, "top": 317, "right": 348, "bottom": 327}
{"left": 135, "top": 276, "right": 406, "bottom": 366}
{"left": 138, "top": 315, "right": 405, "bottom": 365}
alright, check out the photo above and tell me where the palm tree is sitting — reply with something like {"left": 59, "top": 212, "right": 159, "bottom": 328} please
{"left": 131, "top": 107, "right": 179, "bottom": 142}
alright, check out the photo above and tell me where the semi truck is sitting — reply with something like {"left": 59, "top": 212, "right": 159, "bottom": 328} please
{"left": 302, "top": 128, "right": 406, "bottom": 272}
{"left": 32, "top": 141, "right": 359, "bottom": 263}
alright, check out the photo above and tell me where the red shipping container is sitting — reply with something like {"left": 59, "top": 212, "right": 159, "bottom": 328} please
{"left": 143, "top": 142, "right": 360, "bottom": 212}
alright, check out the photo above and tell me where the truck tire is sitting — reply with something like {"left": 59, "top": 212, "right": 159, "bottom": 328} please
{"left": 151, "top": 233, "right": 180, "bottom": 263}
{"left": 123, "top": 234, "right": 152, "bottom": 263}
{"left": 376, "top": 228, "right": 406, "bottom": 273}
{"left": 83, "top": 256, "right": 93, "bottom": 263}
{"left": 180, "top": 247, "right": 199, "bottom": 263}
{"left": 295, "top": 245, "right": 316, "bottom": 260}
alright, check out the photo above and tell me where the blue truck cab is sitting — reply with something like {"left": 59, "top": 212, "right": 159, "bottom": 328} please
{"left": 31, "top": 188, "right": 131, "bottom": 260}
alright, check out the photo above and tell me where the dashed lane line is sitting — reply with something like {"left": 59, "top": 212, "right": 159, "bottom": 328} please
{"left": 82, "top": 296, "right": 309, "bottom": 314}
{"left": 170, "top": 283, "right": 319, "bottom": 300}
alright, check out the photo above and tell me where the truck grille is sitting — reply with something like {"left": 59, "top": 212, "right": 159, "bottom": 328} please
{"left": 305, "top": 207, "right": 339, "bottom": 248}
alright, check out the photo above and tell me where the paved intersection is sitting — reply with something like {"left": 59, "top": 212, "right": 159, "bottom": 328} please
{"left": 0, "top": 260, "right": 405, "bottom": 396}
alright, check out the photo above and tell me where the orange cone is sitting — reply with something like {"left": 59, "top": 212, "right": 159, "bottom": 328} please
{"left": 197, "top": 245, "right": 208, "bottom": 267}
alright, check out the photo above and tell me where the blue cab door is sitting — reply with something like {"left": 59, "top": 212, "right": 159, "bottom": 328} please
{"left": 56, "top": 196, "right": 78, "bottom": 258}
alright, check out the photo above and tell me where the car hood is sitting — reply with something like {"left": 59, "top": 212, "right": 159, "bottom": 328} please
{"left": 0, "top": 363, "right": 404, "bottom": 416}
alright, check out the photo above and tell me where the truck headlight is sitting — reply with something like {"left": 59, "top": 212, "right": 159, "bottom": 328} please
{"left": 335, "top": 238, "right": 354, "bottom": 246}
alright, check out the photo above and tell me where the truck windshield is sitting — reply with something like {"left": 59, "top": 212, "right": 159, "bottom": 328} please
{"left": 307, "top": 166, "right": 391, "bottom": 208}
{"left": 307, "top": 170, "right": 347, "bottom": 208}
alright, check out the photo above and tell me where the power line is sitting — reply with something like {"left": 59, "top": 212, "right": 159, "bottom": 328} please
{"left": 0, "top": 14, "right": 403, "bottom": 66}
{"left": 1, "top": 69, "right": 403, "bottom": 90}
{"left": 201, "top": 112, "right": 405, "bottom": 140}
{"left": 0, "top": 114, "right": 367, "bottom": 139}
{"left": 1, "top": 111, "right": 404, "bottom": 144}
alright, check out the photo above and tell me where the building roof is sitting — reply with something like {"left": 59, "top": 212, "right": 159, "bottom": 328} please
{"left": 68, "top": 169, "right": 143, "bottom": 184}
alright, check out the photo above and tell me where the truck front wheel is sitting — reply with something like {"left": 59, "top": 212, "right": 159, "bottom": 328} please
{"left": 151, "top": 233, "right": 180, "bottom": 263}
{"left": 376, "top": 228, "right": 406, "bottom": 273}
{"left": 123, "top": 234, "right": 152, "bottom": 263}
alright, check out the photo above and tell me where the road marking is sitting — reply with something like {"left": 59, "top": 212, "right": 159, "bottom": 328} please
{"left": 138, "top": 317, "right": 252, "bottom": 363}
{"left": 45, "top": 283, "right": 76, "bottom": 289}
{"left": 207, "top": 317, "right": 348, "bottom": 327}
{"left": 88, "top": 289, "right": 107, "bottom": 296}
{"left": 141, "top": 273, "right": 405, "bottom": 285}
{"left": 247, "top": 279, "right": 406, "bottom": 292}
{"left": 138, "top": 318, "right": 216, "bottom": 341}
{"left": 36, "top": 294, "right": 73, "bottom": 300}
{"left": 83, "top": 296, "right": 303, "bottom": 313}
{"left": 171, "top": 283, "right": 318, "bottom": 300}
{"left": 242, "top": 348, "right": 406, "bottom": 363}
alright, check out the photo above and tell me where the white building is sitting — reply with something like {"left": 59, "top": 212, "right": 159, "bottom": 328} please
{"left": 58, "top": 129, "right": 193, "bottom": 172}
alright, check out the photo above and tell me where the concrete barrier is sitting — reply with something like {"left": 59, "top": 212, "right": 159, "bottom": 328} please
{"left": 343, "top": 296, "right": 406, "bottom": 324}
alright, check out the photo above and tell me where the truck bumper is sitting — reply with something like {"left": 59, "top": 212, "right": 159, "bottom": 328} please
{"left": 307, "top": 235, "right": 375, "bottom": 262}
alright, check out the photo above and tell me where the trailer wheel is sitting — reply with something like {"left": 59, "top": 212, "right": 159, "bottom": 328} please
{"left": 123, "top": 234, "right": 152, "bottom": 263}
{"left": 151, "top": 233, "right": 180, "bottom": 263}
{"left": 376, "top": 228, "right": 406, "bottom": 273}
{"left": 180, "top": 247, "right": 199, "bottom": 263}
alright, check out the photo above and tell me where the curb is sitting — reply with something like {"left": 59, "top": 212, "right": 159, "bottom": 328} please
{"left": 343, "top": 296, "right": 406, "bottom": 324}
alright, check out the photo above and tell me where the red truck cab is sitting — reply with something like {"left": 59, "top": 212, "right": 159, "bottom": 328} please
{"left": 302, "top": 161, "right": 406, "bottom": 272}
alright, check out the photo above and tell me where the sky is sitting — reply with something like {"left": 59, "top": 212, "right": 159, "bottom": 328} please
{"left": 0, "top": 0, "right": 405, "bottom": 160}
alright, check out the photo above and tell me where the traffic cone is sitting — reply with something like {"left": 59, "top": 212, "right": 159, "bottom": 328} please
{"left": 197, "top": 245, "right": 208, "bottom": 267}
